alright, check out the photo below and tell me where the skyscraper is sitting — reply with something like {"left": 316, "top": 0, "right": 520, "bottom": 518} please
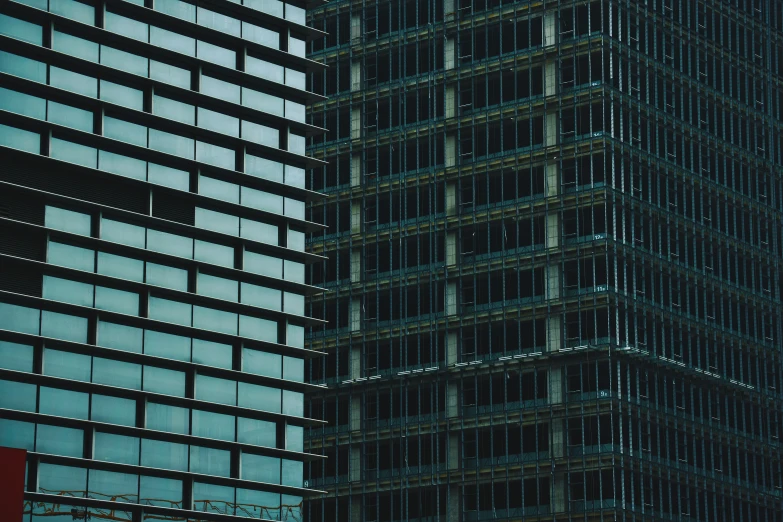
{"left": 0, "top": 0, "right": 325, "bottom": 520}
{"left": 305, "top": 1, "right": 783, "bottom": 521}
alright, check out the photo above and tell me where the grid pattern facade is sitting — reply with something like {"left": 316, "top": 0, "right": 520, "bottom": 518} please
{"left": 305, "top": 0, "right": 783, "bottom": 521}
{"left": 0, "top": 0, "right": 327, "bottom": 521}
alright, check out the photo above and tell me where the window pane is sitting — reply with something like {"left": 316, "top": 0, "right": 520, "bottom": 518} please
{"left": 286, "top": 69, "right": 306, "bottom": 89}
{"left": 196, "top": 140, "right": 235, "bottom": 169}
{"left": 104, "top": 116, "right": 147, "bottom": 147}
{"left": 101, "top": 45, "right": 148, "bottom": 76}
{"left": 192, "top": 338, "right": 232, "bottom": 369}
{"left": 288, "top": 132, "right": 305, "bottom": 155}
{"left": 39, "top": 386, "right": 89, "bottom": 420}
{"left": 95, "top": 286, "right": 139, "bottom": 315}
{"left": 149, "top": 128, "right": 194, "bottom": 158}
{"left": 94, "top": 432, "right": 140, "bottom": 465}
{"left": 0, "top": 87, "right": 45, "bottom": 119}
{"left": 150, "top": 59, "right": 191, "bottom": 88}
{"left": 243, "top": 347, "right": 281, "bottom": 378}
{"left": 0, "top": 14, "right": 42, "bottom": 44}
{"left": 101, "top": 218, "right": 145, "bottom": 248}
{"left": 144, "top": 329, "right": 191, "bottom": 361}
{"left": 48, "top": 101, "right": 94, "bottom": 132}
{"left": 282, "top": 494, "right": 302, "bottom": 520}
{"left": 140, "top": 476, "right": 182, "bottom": 508}
{"left": 196, "top": 40, "right": 235, "bottom": 68}
{"left": 38, "top": 463, "right": 86, "bottom": 495}
{"left": 246, "top": 56, "right": 283, "bottom": 83}
{"left": 285, "top": 4, "right": 306, "bottom": 24}
{"left": 241, "top": 453, "right": 279, "bottom": 483}
{"left": 190, "top": 445, "right": 231, "bottom": 477}
{"left": 50, "top": 67, "right": 97, "bottom": 97}
{"left": 194, "top": 239, "right": 234, "bottom": 267}
{"left": 153, "top": 95, "right": 195, "bottom": 125}
{"left": 244, "top": 251, "right": 283, "bottom": 279}
{"left": 282, "top": 390, "right": 304, "bottom": 417}
{"left": 0, "top": 340, "right": 33, "bottom": 372}
{"left": 287, "top": 323, "right": 304, "bottom": 348}
{"left": 193, "top": 482, "right": 235, "bottom": 515}
{"left": 286, "top": 424, "right": 303, "bottom": 452}
{"left": 148, "top": 162, "right": 189, "bottom": 190}
{"left": 98, "top": 150, "right": 147, "bottom": 180}
{"left": 157, "top": 0, "right": 195, "bottom": 21}
{"left": 149, "top": 297, "right": 192, "bottom": 326}
{"left": 199, "top": 175, "right": 239, "bottom": 204}
{"left": 146, "top": 262, "right": 188, "bottom": 291}
{"left": 43, "top": 348, "right": 91, "bottom": 381}
{"left": 238, "top": 382, "right": 280, "bottom": 413}
{"left": 289, "top": 36, "right": 305, "bottom": 57}
{"left": 0, "top": 122, "right": 40, "bottom": 153}
{"left": 241, "top": 283, "right": 281, "bottom": 311}
{"left": 100, "top": 80, "right": 144, "bottom": 110}
{"left": 105, "top": 12, "right": 148, "bottom": 41}
{"left": 238, "top": 315, "right": 278, "bottom": 344}
{"left": 198, "top": 272, "right": 238, "bottom": 301}
{"left": 244, "top": 0, "right": 283, "bottom": 17}
{"left": 0, "top": 418, "right": 35, "bottom": 451}
{"left": 92, "top": 357, "right": 142, "bottom": 390}
{"left": 54, "top": 31, "right": 97, "bottom": 62}
{"left": 198, "top": 7, "right": 240, "bottom": 36}
{"left": 0, "top": 379, "right": 36, "bottom": 411}
{"left": 242, "top": 87, "right": 283, "bottom": 117}
{"left": 284, "top": 260, "right": 304, "bottom": 283}
{"left": 150, "top": 26, "right": 195, "bottom": 55}
{"left": 284, "top": 292, "right": 304, "bottom": 315}
{"left": 237, "top": 417, "right": 276, "bottom": 447}
{"left": 0, "top": 302, "right": 39, "bottom": 334}
{"left": 97, "top": 252, "right": 144, "bottom": 281}
{"left": 281, "top": 459, "right": 303, "bottom": 487}
{"left": 195, "top": 208, "right": 239, "bottom": 237}
{"left": 147, "top": 402, "right": 190, "bottom": 434}
{"left": 91, "top": 394, "right": 136, "bottom": 426}
{"left": 284, "top": 101, "right": 306, "bottom": 123}
{"left": 48, "top": 241, "right": 94, "bottom": 272}
{"left": 236, "top": 489, "right": 281, "bottom": 521}
{"left": 43, "top": 275, "right": 93, "bottom": 307}
{"left": 88, "top": 469, "right": 139, "bottom": 504}
{"left": 47, "top": 206, "right": 91, "bottom": 236}
{"left": 143, "top": 366, "right": 186, "bottom": 397}
{"left": 242, "top": 121, "right": 279, "bottom": 148}
{"left": 243, "top": 22, "right": 278, "bottom": 47}
{"left": 51, "top": 0, "right": 95, "bottom": 24}
{"left": 283, "top": 355, "right": 304, "bottom": 382}
{"left": 97, "top": 321, "right": 143, "bottom": 353}
{"left": 195, "top": 374, "right": 236, "bottom": 406}
{"left": 284, "top": 198, "right": 305, "bottom": 218}
{"left": 37, "top": 424, "right": 83, "bottom": 457}
{"left": 287, "top": 230, "right": 305, "bottom": 251}
{"left": 141, "top": 438, "right": 188, "bottom": 471}
{"left": 50, "top": 138, "right": 97, "bottom": 168}
{"left": 240, "top": 218, "right": 278, "bottom": 245}
{"left": 41, "top": 310, "right": 88, "bottom": 342}
{"left": 198, "top": 107, "right": 239, "bottom": 137}
{"left": 147, "top": 229, "right": 193, "bottom": 258}
{"left": 245, "top": 154, "right": 284, "bottom": 182}
{"left": 192, "top": 409, "right": 235, "bottom": 441}
{"left": 201, "top": 75, "right": 240, "bottom": 104}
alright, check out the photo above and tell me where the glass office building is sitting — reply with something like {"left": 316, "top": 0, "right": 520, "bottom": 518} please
{"left": 0, "top": 0, "right": 326, "bottom": 521}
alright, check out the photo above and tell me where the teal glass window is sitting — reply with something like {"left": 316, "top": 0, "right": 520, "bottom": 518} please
{"left": 94, "top": 432, "right": 140, "bottom": 465}
{"left": 245, "top": 154, "right": 284, "bottom": 182}
{"left": 285, "top": 4, "right": 306, "bottom": 24}
{"left": 282, "top": 390, "right": 304, "bottom": 417}
{"left": 150, "top": 60, "right": 191, "bottom": 89}
{"left": 141, "top": 438, "right": 188, "bottom": 471}
{"left": 41, "top": 310, "right": 89, "bottom": 342}
{"left": 241, "top": 453, "right": 280, "bottom": 483}
{"left": 151, "top": 26, "right": 195, "bottom": 56}
{"left": 0, "top": 380, "right": 36, "bottom": 411}
{"left": 0, "top": 14, "right": 42, "bottom": 45}
{"left": 244, "top": 251, "right": 283, "bottom": 279}
{"left": 241, "top": 282, "right": 282, "bottom": 311}
{"left": 237, "top": 489, "right": 281, "bottom": 520}
{"left": 237, "top": 417, "right": 276, "bottom": 447}
{"left": 195, "top": 374, "right": 236, "bottom": 405}
{"left": 198, "top": 272, "right": 238, "bottom": 302}
{"left": 147, "top": 402, "right": 190, "bottom": 434}
{"left": 0, "top": 419, "right": 35, "bottom": 451}
{"left": 153, "top": 95, "right": 195, "bottom": 125}
{"left": 286, "top": 69, "right": 306, "bottom": 90}
{"left": 148, "top": 162, "right": 189, "bottom": 190}
{"left": 193, "top": 482, "right": 235, "bottom": 515}
{"left": 198, "top": 107, "right": 239, "bottom": 137}
{"left": 95, "top": 285, "right": 139, "bottom": 315}
{"left": 92, "top": 357, "right": 142, "bottom": 390}
{"left": 289, "top": 36, "right": 306, "bottom": 57}
{"left": 50, "top": 0, "right": 96, "bottom": 25}
{"left": 284, "top": 260, "right": 305, "bottom": 283}
{"left": 285, "top": 165, "right": 306, "bottom": 188}
{"left": 286, "top": 424, "right": 304, "bottom": 452}
{"left": 288, "top": 131, "right": 306, "bottom": 155}
{"left": 198, "top": 8, "right": 240, "bottom": 36}
{"left": 143, "top": 366, "right": 186, "bottom": 397}
{"left": 39, "top": 387, "right": 89, "bottom": 420}
{"left": 196, "top": 207, "right": 239, "bottom": 236}
{"left": 246, "top": 56, "right": 283, "bottom": 83}
{"left": 196, "top": 40, "right": 235, "bottom": 68}
{"left": 148, "top": 296, "right": 192, "bottom": 327}
{"left": 146, "top": 262, "right": 188, "bottom": 291}
{"left": 43, "top": 348, "right": 91, "bottom": 381}
{"left": 156, "top": 0, "right": 195, "bottom": 21}
{"left": 196, "top": 140, "right": 235, "bottom": 169}
{"left": 97, "top": 320, "right": 144, "bottom": 353}
{"left": 243, "top": 347, "right": 282, "bottom": 378}
{"left": 192, "top": 409, "right": 235, "bottom": 441}
{"left": 245, "top": 0, "right": 283, "bottom": 18}
{"left": 284, "top": 292, "right": 304, "bottom": 316}
{"left": 201, "top": 75, "right": 240, "bottom": 104}
{"left": 199, "top": 175, "right": 240, "bottom": 203}
{"left": 43, "top": 275, "right": 93, "bottom": 307}
{"left": 100, "top": 80, "right": 144, "bottom": 110}
{"left": 88, "top": 469, "right": 139, "bottom": 504}
{"left": 144, "top": 330, "right": 190, "bottom": 361}
{"left": 238, "top": 382, "right": 280, "bottom": 413}
{"left": 98, "top": 150, "right": 147, "bottom": 180}
{"left": 0, "top": 87, "right": 46, "bottom": 119}
{"left": 101, "top": 218, "right": 145, "bottom": 248}
{"left": 97, "top": 251, "right": 144, "bottom": 282}
{"left": 50, "top": 67, "right": 97, "bottom": 97}
{"left": 281, "top": 459, "right": 303, "bottom": 487}
{"left": 287, "top": 323, "right": 304, "bottom": 348}
{"left": 284, "top": 100, "right": 306, "bottom": 122}
{"left": 243, "top": 22, "right": 278, "bottom": 48}
{"left": 239, "top": 315, "right": 278, "bottom": 343}
{"left": 193, "top": 305, "right": 238, "bottom": 335}
{"left": 48, "top": 241, "right": 94, "bottom": 272}
{"left": 0, "top": 123, "right": 40, "bottom": 153}
{"left": 104, "top": 116, "right": 147, "bottom": 147}
{"left": 38, "top": 463, "right": 87, "bottom": 495}
{"left": 36, "top": 424, "right": 84, "bottom": 457}
{"left": 283, "top": 355, "right": 304, "bottom": 382}
{"left": 101, "top": 46, "right": 148, "bottom": 76}
{"left": 242, "top": 87, "right": 284, "bottom": 117}
{"left": 242, "top": 120, "right": 279, "bottom": 147}
{"left": 240, "top": 218, "right": 279, "bottom": 245}
{"left": 104, "top": 12, "right": 148, "bottom": 41}
{"left": 91, "top": 394, "right": 136, "bottom": 426}
{"left": 0, "top": 302, "right": 40, "bottom": 335}
{"left": 147, "top": 229, "right": 193, "bottom": 258}
{"left": 285, "top": 198, "right": 305, "bottom": 219}
{"left": 140, "top": 476, "right": 182, "bottom": 508}
{"left": 190, "top": 445, "right": 231, "bottom": 477}
{"left": 287, "top": 229, "right": 305, "bottom": 251}
{"left": 53, "top": 30, "right": 98, "bottom": 62}
{"left": 194, "top": 239, "right": 234, "bottom": 267}
{"left": 50, "top": 138, "right": 97, "bottom": 168}
{"left": 192, "top": 338, "right": 232, "bottom": 369}
{"left": 149, "top": 128, "right": 194, "bottom": 158}
{"left": 0, "top": 340, "right": 33, "bottom": 372}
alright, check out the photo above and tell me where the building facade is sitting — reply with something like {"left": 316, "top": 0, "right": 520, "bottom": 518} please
{"left": 0, "top": 0, "right": 326, "bottom": 521}
{"left": 305, "top": 1, "right": 783, "bottom": 521}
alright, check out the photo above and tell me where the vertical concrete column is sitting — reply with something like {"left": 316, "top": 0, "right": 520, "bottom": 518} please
{"left": 445, "top": 85, "right": 457, "bottom": 118}
{"left": 544, "top": 60, "right": 557, "bottom": 97}
{"left": 351, "top": 201, "right": 361, "bottom": 233}
{"left": 351, "top": 107, "right": 362, "bottom": 139}
{"left": 350, "top": 345, "right": 362, "bottom": 378}
{"left": 351, "top": 61, "right": 361, "bottom": 91}
{"left": 447, "top": 487, "right": 460, "bottom": 522}
{"left": 552, "top": 472, "right": 566, "bottom": 513}
{"left": 551, "top": 418, "right": 564, "bottom": 458}
{"left": 350, "top": 297, "right": 361, "bottom": 331}
{"left": 444, "top": 38, "right": 456, "bottom": 70}
{"left": 350, "top": 14, "right": 361, "bottom": 42}
{"left": 447, "top": 383, "right": 459, "bottom": 418}
{"left": 446, "top": 331, "right": 458, "bottom": 365}
{"left": 444, "top": 0, "right": 455, "bottom": 19}
{"left": 446, "top": 281, "right": 458, "bottom": 315}
{"left": 546, "top": 264, "right": 560, "bottom": 301}
{"left": 448, "top": 427, "right": 460, "bottom": 469}
{"left": 350, "top": 395, "right": 361, "bottom": 430}
{"left": 351, "top": 500, "right": 362, "bottom": 522}
{"left": 350, "top": 249, "right": 361, "bottom": 282}
{"left": 549, "top": 365, "right": 563, "bottom": 404}
{"left": 445, "top": 183, "right": 457, "bottom": 216}
{"left": 350, "top": 445, "right": 361, "bottom": 481}
{"left": 543, "top": 11, "right": 557, "bottom": 47}
{"left": 445, "top": 135, "right": 457, "bottom": 167}
{"left": 546, "top": 163, "right": 559, "bottom": 197}
{"left": 547, "top": 315, "right": 562, "bottom": 353}
{"left": 446, "top": 232, "right": 457, "bottom": 266}
{"left": 545, "top": 112, "right": 558, "bottom": 147}
{"left": 546, "top": 213, "right": 559, "bottom": 249}
{"left": 350, "top": 153, "right": 361, "bottom": 187}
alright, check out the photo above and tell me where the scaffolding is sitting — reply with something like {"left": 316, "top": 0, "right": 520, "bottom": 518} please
{"left": 305, "top": 0, "right": 783, "bottom": 520}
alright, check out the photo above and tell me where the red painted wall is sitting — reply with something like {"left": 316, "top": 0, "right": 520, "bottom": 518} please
{"left": 0, "top": 447, "right": 27, "bottom": 522}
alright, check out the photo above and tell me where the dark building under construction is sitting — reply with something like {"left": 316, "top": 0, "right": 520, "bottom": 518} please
{"left": 304, "top": 1, "right": 783, "bottom": 521}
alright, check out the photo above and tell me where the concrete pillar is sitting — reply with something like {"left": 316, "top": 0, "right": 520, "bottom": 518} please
{"left": 351, "top": 107, "right": 361, "bottom": 139}
{"left": 350, "top": 345, "right": 361, "bottom": 378}
{"left": 445, "top": 85, "right": 457, "bottom": 118}
{"left": 446, "top": 331, "right": 458, "bottom": 364}
{"left": 444, "top": 0, "right": 455, "bottom": 19}
{"left": 545, "top": 112, "right": 558, "bottom": 147}
{"left": 543, "top": 12, "right": 557, "bottom": 47}
{"left": 350, "top": 14, "right": 361, "bottom": 42}
{"left": 351, "top": 61, "right": 361, "bottom": 91}
{"left": 546, "top": 264, "right": 560, "bottom": 301}
{"left": 351, "top": 500, "right": 362, "bottom": 522}
{"left": 448, "top": 431, "right": 459, "bottom": 469}
{"left": 350, "top": 249, "right": 361, "bottom": 282}
{"left": 445, "top": 135, "right": 457, "bottom": 167}
{"left": 446, "top": 281, "right": 458, "bottom": 316}
{"left": 446, "top": 232, "right": 457, "bottom": 266}
{"left": 447, "top": 486, "right": 460, "bottom": 522}
{"left": 546, "top": 163, "right": 559, "bottom": 197}
{"left": 547, "top": 316, "right": 562, "bottom": 354}
{"left": 544, "top": 61, "right": 557, "bottom": 97}
{"left": 350, "top": 154, "right": 361, "bottom": 187}
{"left": 445, "top": 38, "right": 456, "bottom": 70}
{"left": 350, "top": 444, "right": 361, "bottom": 481}
{"left": 552, "top": 472, "right": 566, "bottom": 513}
{"left": 551, "top": 418, "right": 564, "bottom": 458}
{"left": 546, "top": 213, "right": 559, "bottom": 249}
{"left": 350, "top": 395, "right": 361, "bottom": 431}
{"left": 447, "top": 382, "right": 459, "bottom": 418}
{"left": 350, "top": 297, "right": 361, "bottom": 331}
{"left": 351, "top": 201, "right": 361, "bottom": 233}
{"left": 445, "top": 182, "right": 457, "bottom": 216}
{"left": 549, "top": 365, "right": 563, "bottom": 404}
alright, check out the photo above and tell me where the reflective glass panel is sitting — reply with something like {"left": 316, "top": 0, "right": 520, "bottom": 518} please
{"left": 46, "top": 206, "right": 91, "bottom": 236}
{"left": 241, "top": 453, "right": 279, "bottom": 483}
{"left": 43, "top": 348, "right": 91, "bottom": 381}
{"left": 97, "top": 321, "right": 143, "bottom": 353}
{"left": 243, "top": 348, "right": 281, "bottom": 378}
{"left": 192, "top": 338, "right": 232, "bottom": 369}
{"left": 36, "top": 424, "right": 83, "bottom": 457}
{"left": 141, "top": 438, "right": 188, "bottom": 471}
{"left": 143, "top": 366, "right": 186, "bottom": 397}
{"left": 92, "top": 357, "right": 142, "bottom": 390}
{"left": 190, "top": 445, "right": 231, "bottom": 477}
{"left": 94, "top": 432, "right": 140, "bottom": 465}
{"left": 91, "top": 394, "right": 136, "bottom": 426}
{"left": 41, "top": 310, "right": 89, "bottom": 342}
{"left": 238, "top": 382, "right": 280, "bottom": 413}
{"left": 192, "top": 409, "right": 235, "bottom": 441}
{"left": 40, "top": 386, "right": 89, "bottom": 419}
{"left": 195, "top": 374, "right": 236, "bottom": 405}
{"left": 97, "top": 252, "right": 144, "bottom": 282}
{"left": 0, "top": 340, "right": 33, "bottom": 371}
{"left": 48, "top": 241, "right": 94, "bottom": 272}
{"left": 144, "top": 329, "right": 191, "bottom": 361}
{"left": 147, "top": 402, "right": 190, "bottom": 434}
{"left": 237, "top": 417, "right": 276, "bottom": 447}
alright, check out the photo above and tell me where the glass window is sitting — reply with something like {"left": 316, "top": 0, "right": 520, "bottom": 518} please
{"left": 38, "top": 463, "right": 87, "bottom": 494}
{"left": 195, "top": 208, "right": 239, "bottom": 237}
{"left": 286, "top": 69, "right": 306, "bottom": 90}
{"left": 284, "top": 260, "right": 304, "bottom": 283}
{"left": 0, "top": 379, "right": 36, "bottom": 411}
{"left": 196, "top": 140, "right": 235, "bottom": 170}
{"left": 244, "top": 251, "right": 283, "bottom": 279}
{"left": 39, "top": 386, "right": 89, "bottom": 420}
{"left": 289, "top": 36, "right": 306, "bottom": 57}
{"left": 242, "top": 87, "right": 284, "bottom": 117}
{"left": 41, "top": 310, "right": 89, "bottom": 342}
{"left": 48, "top": 241, "right": 94, "bottom": 272}
{"left": 97, "top": 251, "right": 144, "bottom": 282}
{"left": 237, "top": 489, "right": 281, "bottom": 520}
{"left": 281, "top": 459, "right": 303, "bottom": 487}
{"left": 146, "top": 262, "right": 188, "bottom": 291}
{"left": 105, "top": 12, "right": 148, "bottom": 41}
{"left": 94, "top": 432, "right": 140, "bottom": 465}
{"left": 149, "top": 128, "right": 194, "bottom": 158}
{"left": 97, "top": 321, "right": 143, "bottom": 353}
{"left": 287, "top": 230, "right": 305, "bottom": 251}
{"left": 143, "top": 366, "right": 186, "bottom": 397}
{"left": 150, "top": 60, "right": 191, "bottom": 89}
{"left": 147, "top": 402, "right": 190, "bottom": 434}
{"left": 50, "top": 138, "right": 97, "bottom": 168}
{"left": 148, "top": 162, "right": 189, "bottom": 190}
{"left": 95, "top": 285, "right": 139, "bottom": 315}
{"left": 196, "top": 40, "right": 235, "bottom": 68}
{"left": 0, "top": 122, "right": 40, "bottom": 153}
{"left": 46, "top": 206, "right": 91, "bottom": 236}
{"left": 243, "top": 22, "right": 279, "bottom": 48}
{"left": 246, "top": 56, "right": 283, "bottom": 83}
{"left": 282, "top": 390, "right": 304, "bottom": 417}
{"left": 140, "top": 476, "right": 182, "bottom": 508}
{"left": 92, "top": 357, "right": 142, "bottom": 390}
{"left": 91, "top": 394, "right": 136, "bottom": 426}
{"left": 147, "top": 229, "right": 193, "bottom": 259}
{"left": 193, "top": 482, "right": 235, "bottom": 514}
{"left": 198, "top": 107, "right": 239, "bottom": 137}
{"left": 100, "top": 80, "right": 144, "bottom": 110}
{"left": 156, "top": 0, "right": 196, "bottom": 21}
{"left": 240, "top": 218, "right": 278, "bottom": 245}
{"left": 0, "top": 302, "right": 39, "bottom": 335}
{"left": 192, "top": 409, "right": 235, "bottom": 441}
{"left": 287, "top": 323, "right": 304, "bottom": 348}
{"left": 0, "top": 87, "right": 46, "bottom": 119}
{"left": 288, "top": 132, "right": 306, "bottom": 155}
{"left": 190, "top": 445, "right": 231, "bottom": 477}
{"left": 239, "top": 315, "right": 278, "bottom": 344}
{"left": 238, "top": 382, "right": 280, "bottom": 413}
{"left": 198, "top": 7, "right": 240, "bottom": 36}
{"left": 242, "top": 187, "right": 283, "bottom": 218}
{"left": 0, "top": 340, "right": 33, "bottom": 372}
{"left": 245, "top": 154, "right": 284, "bottom": 182}
{"left": 285, "top": 165, "right": 305, "bottom": 188}
{"left": 153, "top": 95, "right": 195, "bottom": 125}
{"left": 286, "top": 424, "right": 303, "bottom": 452}
{"left": 0, "top": 419, "right": 35, "bottom": 451}
{"left": 192, "top": 338, "right": 232, "bottom": 369}
{"left": 284, "top": 292, "right": 304, "bottom": 316}
{"left": 141, "top": 438, "right": 188, "bottom": 471}
{"left": 101, "top": 46, "right": 148, "bottom": 76}
{"left": 0, "top": 14, "right": 42, "bottom": 45}
{"left": 44, "top": 348, "right": 91, "bottom": 381}
{"left": 98, "top": 150, "right": 147, "bottom": 181}
{"left": 52, "top": 30, "right": 98, "bottom": 62}
{"left": 88, "top": 469, "right": 139, "bottom": 504}
{"left": 50, "top": 67, "right": 97, "bottom": 97}
{"left": 284, "top": 100, "right": 306, "bottom": 123}
{"left": 285, "top": 4, "right": 306, "bottom": 24}
{"left": 144, "top": 329, "right": 191, "bottom": 361}
{"left": 198, "top": 273, "right": 238, "bottom": 302}
{"left": 104, "top": 116, "right": 147, "bottom": 147}
{"left": 242, "top": 120, "right": 279, "bottom": 147}
{"left": 150, "top": 26, "right": 195, "bottom": 56}
{"left": 245, "top": 0, "right": 283, "bottom": 18}
{"left": 101, "top": 218, "right": 145, "bottom": 248}
{"left": 201, "top": 75, "right": 240, "bottom": 104}
{"left": 241, "top": 283, "right": 281, "bottom": 311}
{"left": 43, "top": 275, "right": 93, "bottom": 307}
{"left": 37, "top": 424, "right": 84, "bottom": 457}
{"left": 193, "top": 305, "right": 237, "bottom": 335}
{"left": 237, "top": 417, "right": 276, "bottom": 447}
{"left": 285, "top": 198, "right": 305, "bottom": 219}
{"left": 283, "top": 355, "right": 304, "bottom": 382}
{"left": 51, "top": 0, "right": 96, "bottom": 25}
{"left": 282, "top": 494, "right": 303, "bottom": 520}
{"left": 243, "top": 348, "right": 281, "bottom": 378}
{"left": 241, "top": 453, "right": 280, "bottom": 483}
{"left": 199, "top": 175, "right": 239, "bottom": 204}
{"left": 195, "top": 374, "right": 237, "bottom": 406}
{"left": 194, "top": 239, "right": 234, "bottom": 267}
